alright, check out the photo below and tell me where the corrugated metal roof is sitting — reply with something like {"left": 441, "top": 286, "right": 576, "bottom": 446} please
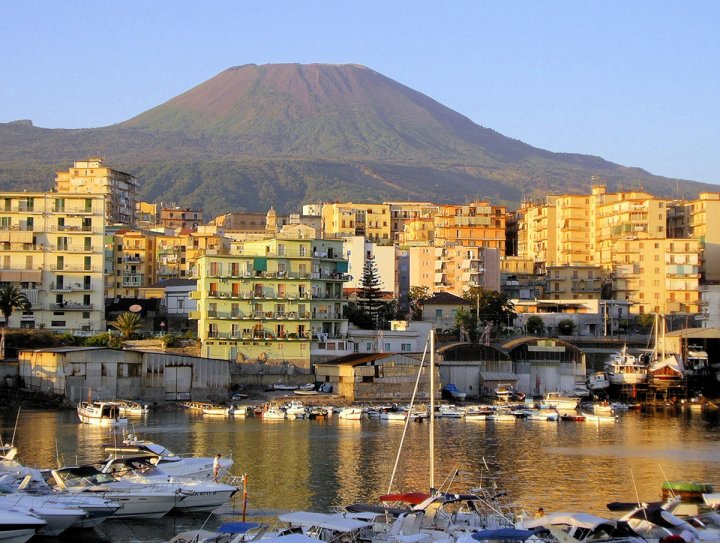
{"left": 665, "top": 328, "right": 720, "bottom": 339}
{"left": 479, "top": 372, "right": 518, "bottom": 381}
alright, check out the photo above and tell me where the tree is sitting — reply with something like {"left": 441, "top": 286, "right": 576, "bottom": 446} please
{"left": 356, "top": 259, "right": 385, "bottom": 329}
{"left": 0, "top": 285, "right": 31, "bottom": 327}
{"left": 110, "top": 312, "right": 142, "bottom": 339}
{"left": 557, "top": 319, "right": 576, "bottom": 336}
{"left": 455, "top": 307, "right": 479, "bottom": 343}
{"left": 461, "top": 286, "right": 516, "bottom": 328}
{"left": 526, "top": 316, "right": 545, "bottom": 334}
{"left": 408, "top": 286, "right": 431, "bottom": 321}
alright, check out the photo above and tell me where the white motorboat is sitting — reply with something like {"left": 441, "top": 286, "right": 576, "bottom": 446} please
{"left": 258, "top": 405, "right": 286, "bottom": 420}
{"left": 99, "top": 456, "right": 238, "bottom": 513}
{"left": 586, "top": 371, "right": 610, "bottom": 391}
{"left": 685, "top": 346, "right": 711, "bottom": 376}
{"left": 380, "top": 409, "right": 407, "bottom": 421}
{"left": 486, "top": 409, "right": 516, "bottom": 422}
{"left": 284, "top": 401, "right": 308, "bottom": 419}
{"left": 0, "top": 497, "right": 87, "bottom": 537}
{"left": 104, "top": 433, "right": 233, "bottom": 480}
{"left": 536, "top": 392, "right": 580, "bottom": 410}
{"left": 580, "top": 412, "right": 618, "bottom": 423}
{"left": 0, "top": 508, "right": 45, "bottom": 543}
{"left": 605, "top": 345, "right": 648, "bottom": 385}
{"left": 570, "top": 384, "right": 591, "bottom": 398}
{"left": 77, "top": 401, "right": 128, "bottom": 427}
{"left": 337, "top": 407, "right": 363, "bottom": 420}
{"left": 521, "top": 511, "right": 646, "bottom": 543}
{"left": 438, "top": 404, "right": 465, "bottom": 418}
{"left": 113, "top": 400, "right": 149, "bottom": 416}
{"left": 50, "top": 467, "right": 183, "bottom": 519}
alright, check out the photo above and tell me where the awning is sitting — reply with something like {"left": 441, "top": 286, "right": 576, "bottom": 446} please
{"left": 479, "top": 372, "right": 518, "bottom": 382}
{"left": 0, "top": 270, "right": 42, "bottom": 283}
{"left": 253, "top": 256, "right": 267, "bottom": 272}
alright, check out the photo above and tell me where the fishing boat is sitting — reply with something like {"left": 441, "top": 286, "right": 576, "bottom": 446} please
{"left": 77, "top": 401, "right": 128, "bottom": 426}
{"left": 337, "top": 407, "right": 363, "bottom": 420}
{"left": 536, "top": 392, "right": 580, "bottom": 410}
{"left": 202, "top": 405, "right": 233, "bottom": 416}
{"left": 605, "top": 345, "right": 648, "bottom": 385}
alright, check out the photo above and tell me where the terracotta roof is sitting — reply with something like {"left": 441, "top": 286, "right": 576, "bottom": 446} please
{"left": 425, "top": 292, "right": 471, "bottom": 305}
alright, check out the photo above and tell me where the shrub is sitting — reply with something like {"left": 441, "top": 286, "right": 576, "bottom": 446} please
{"left": 526, "top": 316, "right": 545, "bottom": 334}
{"left": 557, "top": 319, "right": 576, "bottom": 335}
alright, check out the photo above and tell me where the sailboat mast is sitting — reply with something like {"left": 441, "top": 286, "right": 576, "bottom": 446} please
{"left": 429, "top": 328, "right": 435, "bottom": 492}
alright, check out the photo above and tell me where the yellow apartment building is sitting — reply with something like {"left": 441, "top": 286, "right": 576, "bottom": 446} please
{"left": 408, "top": 245, "right": 435, "bottom": 293}
{"left": 520, "top": 198, "right": 557, "bottom": 269}
{"left": 160, "top": 207, "right": 204, "bottom": 230}
{"left": 554, "top": 194, "right": 592, "bottom": 265}
{"left": 592, "top": 187, "right": 669, "bottom": 268}
{"left": 610, "top": 237, "right": 700, "bottom": 315}
{"left": 668, "top": 193, "right": 720, "bottom": 283}
{"left": 398, "top": 217, "right": 434, "bottom": 245}
{"left": 387, "top": 202, "right": 437, "bottom": 242}
{"left": 433, "top": 245, "right": 501, "bottom": 296}
{"left": 433, "top": 201, "right": 506, "bottom": 252}
{"left": 545, "top": 265, "right": 603, "bottom": 300}
{"left": 191, "top": 237, "right": 350, "bottom": 367}
{"left": 321, "top": 203, "right": 392, "bottom": 242}
{"left": 0, "top": 192, "right": 105, "bottom": 333}
{"left": 55, "top": 158, "right": 138, "bottom": 226}
{"left": 110, "top": 230, "right": 157, "bottom": 298}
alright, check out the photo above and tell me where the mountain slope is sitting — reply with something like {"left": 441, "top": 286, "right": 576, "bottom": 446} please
{"left": 0, "top": 63, "right": 713, "bottom": 215}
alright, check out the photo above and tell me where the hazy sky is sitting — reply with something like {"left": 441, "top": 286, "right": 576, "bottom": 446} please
{"left": 1, "top": 1, "right": 718, "bottom": 183}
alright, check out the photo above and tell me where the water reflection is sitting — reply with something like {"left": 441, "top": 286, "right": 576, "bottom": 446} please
{"left": 1, "top": 406, "right": 719, "bottom": 541}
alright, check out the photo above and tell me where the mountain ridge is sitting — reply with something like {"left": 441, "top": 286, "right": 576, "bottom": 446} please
{"left": 0, "top": 63, "right": 713, "bottom": 215}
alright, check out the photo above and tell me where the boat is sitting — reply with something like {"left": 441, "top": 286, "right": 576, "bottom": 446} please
{"left": 442, "top": 383, "right": 467, "bottom": 402}
{"left": 605, "top": 345, "right": 648, "bottom": 385}
{"left": 202, "top": 405, "right": 233, "bottom": 416}
{"left": 486, "top": 410, "right": 516, "bottom": 422}
{"left": 0, "top": 508, "right": 46, "bottom": 543}
{"left": 569, "top": 384, "right": 591, "bottom": 398}
{"left": 521, "top": 511, "right": 646, "bottom": 543}
{"left": 648, "top": 354, "right": 684, "bottom": 387}
{"left": 684, "top": 346, "right": 711, "bottom": 376}
{"left": 590, "top": 402, "right": 614, "bottom": 415}
{"left": 180, "top": 401, "right": 215, "bottom": 411}
{"left": 586, "top": 371, "right": 610, "bottom": 391}
{"left": 536, "top": 392, "right": 580, "bottom": 410}
{"left": 580, "top": 411, "right": 617, "bottom": 423}
{"left": 523, "top": 409, "right": 559, "bottom": 421}
{"left": 337, "top": 407, "right": 363, "bottom": 420}
{"left": 114, "top": 400, "right": 150, "bottom": 416}
{"left": 77, "top": 401, "right": 128, "bottom": 426}
{"left": 49, "top": 467, "right": 183, "bottom": 519}
{"left": 270, "top": 382, "right": 299, "bottom": 391}
{"left": 104, "top": 433, "right": 233, "bottom": 480}
{"left": 560, "top": 413, "right": 586, "bottom": 422}
{"left": 0, "top": 497, "right": 87, "bottom": 537}
{"left": 494, "top": 384, "right": 525, "bottom": 402}
{"left": 98, "top": 456, "right": 239, "bottom": 513}
{"left": 258, "top": 405, "right": 286, "bottom": 420}
{"left": 438, "top": 404, "right": 465, "bottom": 418}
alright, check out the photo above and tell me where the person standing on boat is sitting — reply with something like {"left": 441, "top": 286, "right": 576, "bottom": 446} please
{"left": 535, "top": 507, "right": 544, "bottom": 518}
{"left": 213, "top": 453, "right": 222, "bottom": 482}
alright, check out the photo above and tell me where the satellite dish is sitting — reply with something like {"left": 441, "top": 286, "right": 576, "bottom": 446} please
{"left": 129, "top": 304, "right": 142, "bottom": 313}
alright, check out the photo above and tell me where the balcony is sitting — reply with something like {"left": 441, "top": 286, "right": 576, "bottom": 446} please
{"left": 50, "top": 283, "right": 93, "bottom": 292}
{"left": 50, "top": 302, "right": 93, "bottom": 311}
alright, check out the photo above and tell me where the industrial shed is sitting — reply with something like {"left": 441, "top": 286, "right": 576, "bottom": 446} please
{"left": 314, "top": 352, "right": 440, "bottom": 402}
{"left": 497, "top": 336, "right": 586, "bottom": 396}
{"left": 435, "top": 343, "right": 514, "bottom": 399}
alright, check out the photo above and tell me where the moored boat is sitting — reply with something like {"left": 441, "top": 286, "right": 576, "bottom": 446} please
{"left": 77, "top": 401, "right": 128, "bottom": 426}
{"left": 536, "top": 392, "right": 580, "bottom": 410}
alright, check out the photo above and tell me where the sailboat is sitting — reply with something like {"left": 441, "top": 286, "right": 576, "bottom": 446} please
{"left": 647, "top": 314, "right": 684, "bottom": 387}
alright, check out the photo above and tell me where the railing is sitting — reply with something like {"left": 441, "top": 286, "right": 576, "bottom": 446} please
{"left": 50, "top": 283, "right": 93, "bottom": 292}
{"left": 49, "top": 302, "right": 94, "bottom": 310}
{"left": 49, "top": 245, "right": 98, "bottom": 253}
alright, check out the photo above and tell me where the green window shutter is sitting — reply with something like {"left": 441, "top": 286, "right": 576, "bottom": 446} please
{"left": 253, "top": 257, "right": 268, "bottom": 271}
{"left": 336, "top": 261, "right": 349, "bottom": 273}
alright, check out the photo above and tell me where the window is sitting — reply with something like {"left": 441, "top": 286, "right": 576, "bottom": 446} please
{"left": 401, "top": 343, "right": 412, "bottom": 352}
{"left": 435, "top": 309, "right": 443, "bottom": 317}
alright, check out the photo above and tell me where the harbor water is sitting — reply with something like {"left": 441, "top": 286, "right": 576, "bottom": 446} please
{"left": 2, "top": 405, "right": 720, "bottom": 542}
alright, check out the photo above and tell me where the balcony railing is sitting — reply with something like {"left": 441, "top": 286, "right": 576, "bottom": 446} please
{"left": 49, "top": 302, "right": 93, "bottom": 310}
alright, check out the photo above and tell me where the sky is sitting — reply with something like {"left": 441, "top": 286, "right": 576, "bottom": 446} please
{"left": 1, "top": 1, "right": 718, "bottom": 184}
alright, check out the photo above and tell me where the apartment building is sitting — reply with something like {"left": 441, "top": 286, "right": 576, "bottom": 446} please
{"left": 544, "top": 265, "right": 603, "bottom": 300}
{"left": 387, "top": 202, "right": 437, "bottom": 242}
{"left": 668, "top": 193, "right": 720, "bottom": 282}
{"left": 433, "top": 245, "right": 501, "bottom": 296}
{"left": 160, "top": 207, "right": 204, "bottom": 230}
{"left": 0, "top": 192, "right": 105, "bottom": 332}
{"left": 321, "top": 203, "right": 391, "bottom": 242}
{"left": 191, "top": 237, "right": 350, "bottom": 367}
{"left": 610, "top": 238, "right": 701, "bottom": 315}
{"left": 55, "top": 158, "right": 138, "bottom": 225}
{"left": 109, "top": 230, "right": 157, "bottom": 298}
{"left": 434, "top": 201, "right": 506, "bottom": 252}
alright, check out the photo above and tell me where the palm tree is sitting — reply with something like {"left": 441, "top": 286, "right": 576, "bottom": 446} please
{"left": 0, "top": 285, "right": 31, "bottom": 327}
{"left": 110, "top": 312, "right": 142, "bottom": 339}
